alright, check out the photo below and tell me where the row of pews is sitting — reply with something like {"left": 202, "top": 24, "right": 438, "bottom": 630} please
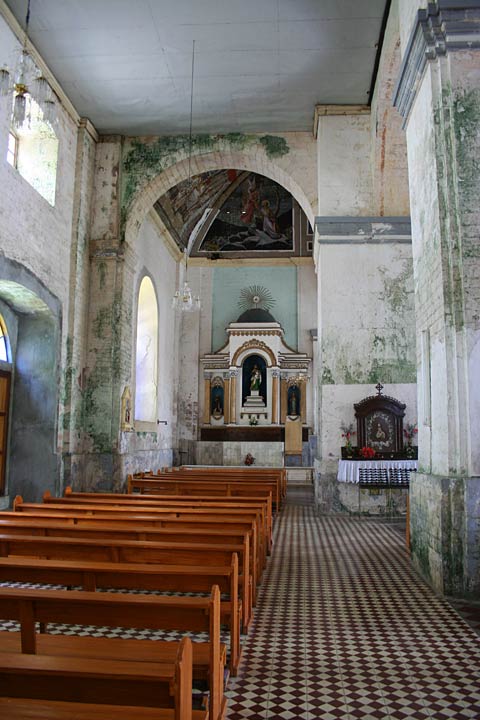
{"left": 0, "top": 466, "right": 285, "bottom": 719}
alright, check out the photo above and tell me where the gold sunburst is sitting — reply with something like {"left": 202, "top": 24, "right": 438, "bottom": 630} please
{"left": 238, "top": 285, "right": 275, "bottom": 311}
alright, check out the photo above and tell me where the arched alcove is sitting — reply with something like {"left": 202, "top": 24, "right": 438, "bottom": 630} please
{"left": 242, "top": 354, "right": 267, "bottom": 406}
{"left": 134, "top": 275, "right": 159, "bottom": 423}
{"left": 0, "top": 258, "right": 61, "bottom": 504}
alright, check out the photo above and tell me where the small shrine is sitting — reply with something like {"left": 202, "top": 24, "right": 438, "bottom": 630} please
{"left": 341, "top": 383, "right": 417, "bottom": 460}
{"left": 335, "top": 384, "right": 418, "bottom": 517}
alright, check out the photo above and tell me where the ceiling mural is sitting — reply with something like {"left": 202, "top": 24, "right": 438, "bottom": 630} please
{"left": 198, "top": 172, "right": 293, "bottom": 254}
{"left": 154, "top": 170, "right": 311, "bottom": 258}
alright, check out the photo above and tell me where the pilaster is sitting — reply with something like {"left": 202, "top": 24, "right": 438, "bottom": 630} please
{"left": 396, "top": 1, "right": 480, "bottom": 595}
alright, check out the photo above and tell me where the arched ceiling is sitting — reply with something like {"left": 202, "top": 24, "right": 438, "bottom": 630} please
{"left": 3, "top": 0, "right": 388, "bottom": 134}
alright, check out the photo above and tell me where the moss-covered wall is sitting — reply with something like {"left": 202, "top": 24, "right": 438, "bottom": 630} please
{"left": 121, "top": 133, "right": 290, "bottom": 236}
{"left": 400, "top": 5, "right": 480, "bottom": 595}
{"left": 320, "top": 243, "right": 416, "bottom": 386}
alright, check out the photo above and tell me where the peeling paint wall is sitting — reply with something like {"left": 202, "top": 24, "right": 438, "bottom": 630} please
{"left": 320, "top": 243, "right": 416, "bottom": 387}
{"left": 317, "top": 114, "right": 373, "bottom": 217}
{"left": 370, "top": 0, "right": 410, "bottom": 217}
{"left": 400, "top": 3, "right": 480, "bottom": 595}
{"left": 315, "top": 232, "right": 417, "bottom": 514}
{"left": 0, "top": 17, "right": 78, "bottom": 310}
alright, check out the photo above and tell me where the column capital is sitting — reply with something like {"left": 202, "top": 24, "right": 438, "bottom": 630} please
{"left": 394, "top": 3, "right": 480, "bottom": 126}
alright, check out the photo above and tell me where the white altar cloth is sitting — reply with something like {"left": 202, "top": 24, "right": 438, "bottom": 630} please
{"left": 337, "top": 459, "right": 418, "bottom": 484}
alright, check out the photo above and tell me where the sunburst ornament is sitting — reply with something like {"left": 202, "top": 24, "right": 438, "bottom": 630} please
{"left": 238, "top": 285, "right": 276, "bottom": 312}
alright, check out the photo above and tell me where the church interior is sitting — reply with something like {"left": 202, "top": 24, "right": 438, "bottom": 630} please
{"left": 0, "top": 0, "right": 479, "bottom": 717}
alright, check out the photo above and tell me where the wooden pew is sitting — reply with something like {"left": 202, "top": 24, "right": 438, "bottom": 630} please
{"left": 0, "top": 554, "right": 241, "bottom": 675}
{"left": 2, "top": 506, "right": 262, "bottom": 606}
{"left": 0, "top": 510, "right": 259, "bottom": 566}
{"left": 0, "top": 697, "right": 208, "bottom": 719}
{"left": 14, "top": 498, "right": 266, "bottom": 566}
{"left": 45, "top": 492, "right": 272, "bottom": 558}
{"left": 0, "top": 638, "right": 193, "bottom": 717}
{"left": 128, "top": 474, "right": 280, "bottom": 517}
{"left": 0, "top": 528, "right": 253, "bottom": 631}
{"left": 0, "top": 585, "right": 225, "bottom": 720}
{"left": 56, "top": 489, "right": 270, "bottom": 561}
{"left": 0, "top": 512, "right": 260, "bottom": 586}
{"left": 177, "top": 465, "right": 286, "bottom": 501}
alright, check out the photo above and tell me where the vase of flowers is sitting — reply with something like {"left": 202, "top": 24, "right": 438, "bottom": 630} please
{"left": 244, "top": 453, "right": 255, "bottom": 466}
{"left": 404, "top": 423, "right": 418, "bottom": 458}
{"left": 340, "top": 422, "right": 356, "bottom": 458}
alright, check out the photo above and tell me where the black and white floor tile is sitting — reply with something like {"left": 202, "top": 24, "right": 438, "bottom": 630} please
{"left": 225, "top": 487, "right": 480, "bottom": 719}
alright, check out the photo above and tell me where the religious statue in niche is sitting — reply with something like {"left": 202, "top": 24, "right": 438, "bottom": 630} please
{"left": 250, "top": 365, "right": 262, "bottom": 393}
{"left": 210, "top": 379, "right": 224, "bottom": 420}
{"left": 287, "top": 384, "right": 301, "bottom": 418}
{"left": 121, "top": 386, "right": 133, "bottom": 431}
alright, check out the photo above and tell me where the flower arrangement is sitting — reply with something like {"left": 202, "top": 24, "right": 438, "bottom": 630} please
{"left": 244, "top": 453, "right": 255, "bottom": 466}
{"left": 340, "top": 422, "right": 356, "bottom": 452}
{"left": 249, "top": 416, "right": 258, "bottom": 426}
{"left": 404, "top": 422, "right": 418, "bottom": 445}
{"left": 359, "top": 446, "right": 376, "bottom": 459}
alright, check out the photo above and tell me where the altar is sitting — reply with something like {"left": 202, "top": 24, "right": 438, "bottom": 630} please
{"left": 199, "top": 304, "right": 312, "bottom": 466}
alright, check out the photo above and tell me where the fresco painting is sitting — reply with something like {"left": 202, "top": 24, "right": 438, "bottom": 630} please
{"left": 199, "top": 172, "right": 293, "bottom": 253}
{"left": 154, "top": 170, "right": 295, "bottom": 256}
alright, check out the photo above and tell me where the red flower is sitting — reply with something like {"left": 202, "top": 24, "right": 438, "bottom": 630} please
{"left": 360, "top": 446, "right": 376, "bottom": 459}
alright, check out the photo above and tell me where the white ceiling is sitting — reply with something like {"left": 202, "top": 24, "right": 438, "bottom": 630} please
{"left": 4, "top": 0, "right": 388, "bottom": 134}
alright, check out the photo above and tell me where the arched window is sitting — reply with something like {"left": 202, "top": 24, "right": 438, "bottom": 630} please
{"left": 0, "top": 316, "right": 10, "bottom": 363}
{"left": 134, "top": 276, "right": 158, "bottom": 423}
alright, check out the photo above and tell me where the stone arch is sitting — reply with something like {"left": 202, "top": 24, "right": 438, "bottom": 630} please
{"left": 125, "top": 149, "right": 316, "bottom": 248}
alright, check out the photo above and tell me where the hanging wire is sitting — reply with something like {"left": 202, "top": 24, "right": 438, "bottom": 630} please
{"left": 187, "top": 39, "right": 195, "bottom": 189}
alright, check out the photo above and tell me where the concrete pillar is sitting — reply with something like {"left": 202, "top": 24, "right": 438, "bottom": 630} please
{"left": 395, "top": 1, "right": 480, "bottom": 596}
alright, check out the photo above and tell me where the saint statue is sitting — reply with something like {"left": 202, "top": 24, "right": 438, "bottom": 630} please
{"left": 250, "top": 365, "right": 261, "bottom": 392}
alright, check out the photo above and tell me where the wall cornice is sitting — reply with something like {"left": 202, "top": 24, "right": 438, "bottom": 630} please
{"left": 315, "top": 216, "right": 411, "bottom": 245}
{"left": 394, "top": 2, "right": 480, "bottom": 126}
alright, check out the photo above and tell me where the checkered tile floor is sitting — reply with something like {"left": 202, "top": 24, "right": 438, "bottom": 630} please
{"left": 225, "top": 486, "right": 480, "bottom": 719}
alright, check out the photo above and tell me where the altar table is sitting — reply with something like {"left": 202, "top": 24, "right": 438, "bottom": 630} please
{"left": 337, "top": 459, "right": 418, "bottom": 484}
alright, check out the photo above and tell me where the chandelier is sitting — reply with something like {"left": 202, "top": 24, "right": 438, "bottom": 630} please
{"left": 171, "top": 253, "right": 201, "bottom": 313}
{"left": 0, "top": 0, "right": 57, "bottom": 129}
{"left": 171, "top": 39, "right": 201, "bottom": 314}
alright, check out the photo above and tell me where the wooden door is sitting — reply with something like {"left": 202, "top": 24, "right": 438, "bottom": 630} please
{"left": 0, "top": 370, "right": 11, "bottom": 495}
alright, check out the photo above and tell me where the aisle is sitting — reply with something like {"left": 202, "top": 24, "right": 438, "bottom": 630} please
{"left": 226, "top": 487, "right": 480, "bottom": 719}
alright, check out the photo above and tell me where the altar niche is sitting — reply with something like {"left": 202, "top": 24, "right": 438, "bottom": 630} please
{"left": 210, "top": 378, "right": 224, "bottom": 423}
{"left": 287, "top": 384, "right": 301, "bottom": 417}
{"left": 241, "top": 354, "right": 268, "bottom": 423}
